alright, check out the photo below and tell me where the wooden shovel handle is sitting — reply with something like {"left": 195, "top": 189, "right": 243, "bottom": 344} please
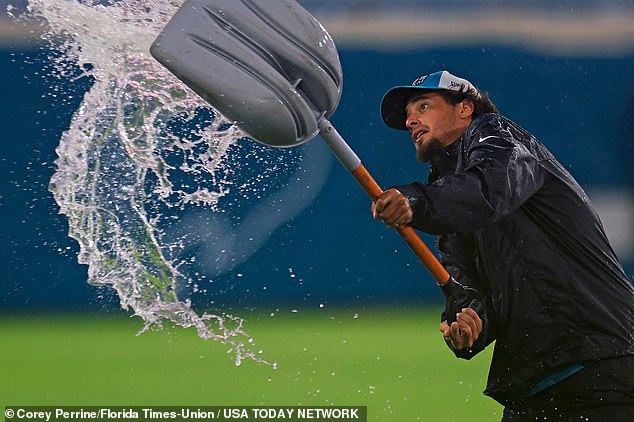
{"left": 351, "top": 164, "right": 450, "bottom": 285}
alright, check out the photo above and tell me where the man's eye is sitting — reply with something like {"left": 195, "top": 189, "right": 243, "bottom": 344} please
{"left": 419, "top": 104, "right": 428, "bottom": 111}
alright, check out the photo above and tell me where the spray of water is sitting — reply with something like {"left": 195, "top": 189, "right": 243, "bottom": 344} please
{"left": 20, "top": 0, "right": 330, "bottom": 366}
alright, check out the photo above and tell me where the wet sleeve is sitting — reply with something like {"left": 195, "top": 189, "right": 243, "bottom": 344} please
{"left": 437, "top": 235, "right": 496, "bottom": 359}
{"left": 395, "top": 135, "right": 545, "bottom": 235}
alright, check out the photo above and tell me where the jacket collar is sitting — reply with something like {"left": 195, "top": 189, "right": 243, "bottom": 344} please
{"left": 430, "top": 134, "right": 463, "bottom": 176}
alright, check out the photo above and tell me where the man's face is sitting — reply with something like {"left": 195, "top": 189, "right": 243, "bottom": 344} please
{"left": 405, "top": 92, "right": 471, "bottom": 162}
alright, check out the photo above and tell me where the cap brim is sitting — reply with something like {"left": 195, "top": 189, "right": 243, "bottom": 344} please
{"left": 380, "top": 86, "right": 444, "bottom": 130}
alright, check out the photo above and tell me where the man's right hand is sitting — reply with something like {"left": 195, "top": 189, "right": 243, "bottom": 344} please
{"left": 372, "top": 188, "right": 413, "bottom": 229}
{"left": 440, "top": 307, "right": 483, "bottom": 350}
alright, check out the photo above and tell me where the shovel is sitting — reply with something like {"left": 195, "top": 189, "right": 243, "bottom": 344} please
{"left": 150, "top": 0, "right": 451, "bottom": 286}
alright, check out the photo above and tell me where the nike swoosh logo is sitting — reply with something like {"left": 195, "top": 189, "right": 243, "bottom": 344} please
{"left": 478, "top": 135, "right": 497, "bottom": 143}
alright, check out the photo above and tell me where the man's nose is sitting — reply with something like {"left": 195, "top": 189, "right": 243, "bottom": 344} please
{"left": 406, "top": 116, "right": 419, "bottom": 131}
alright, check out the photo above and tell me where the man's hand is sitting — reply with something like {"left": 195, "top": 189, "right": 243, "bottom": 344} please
{"left": 372, "top": 189, "right": 413, "bottom": 229}
{"left": 440, "top": 307, "right": 483, "bottom": 350}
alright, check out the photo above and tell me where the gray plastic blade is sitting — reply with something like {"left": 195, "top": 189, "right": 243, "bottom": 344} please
{"left": 150, "top": 0, "right": 343, "bottom": 147}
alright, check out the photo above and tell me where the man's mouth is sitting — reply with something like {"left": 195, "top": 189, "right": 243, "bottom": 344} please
{"left": 412, "top": 129, "right": 428, "bottom": 145}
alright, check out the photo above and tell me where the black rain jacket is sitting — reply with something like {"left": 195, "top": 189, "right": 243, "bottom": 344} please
{"left": 394, "top": 113, "right": 634, "bottom": 405}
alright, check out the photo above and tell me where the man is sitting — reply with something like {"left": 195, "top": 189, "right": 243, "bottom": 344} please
{"left": 373, "top": 70, "right": 634, "bottom": 420}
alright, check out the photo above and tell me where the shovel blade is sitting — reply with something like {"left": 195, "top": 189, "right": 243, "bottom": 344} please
{"left": 150, "top": 0, "right": 343, "bottom": 147}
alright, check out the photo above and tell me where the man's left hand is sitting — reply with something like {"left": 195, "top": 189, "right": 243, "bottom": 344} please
{"left": 372, "top": 189, "right": 413, "bottom": 229}
{"left": 439, "top": 307, "right": 483, "bottom": 350}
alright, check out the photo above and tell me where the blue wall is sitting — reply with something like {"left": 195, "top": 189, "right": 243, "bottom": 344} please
{"left": 1, "top": 45, "right": 633, "bottom": 312}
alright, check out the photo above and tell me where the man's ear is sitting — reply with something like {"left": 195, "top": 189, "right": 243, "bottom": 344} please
{"left": 460, "top": 99, "right": 475, "bottom": 118}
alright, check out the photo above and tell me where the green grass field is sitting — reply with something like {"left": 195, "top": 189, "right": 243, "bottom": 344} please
{"left": 0, "top": 307, "right": 502, "bottom": 421}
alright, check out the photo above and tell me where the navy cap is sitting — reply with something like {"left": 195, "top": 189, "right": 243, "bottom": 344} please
{"left": 380, "top": 70, "right": 478, "bottom": 130}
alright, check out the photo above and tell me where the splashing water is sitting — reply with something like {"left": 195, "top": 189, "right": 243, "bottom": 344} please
{"left": 21, "top": 0, "right": 331, "bottom": 366}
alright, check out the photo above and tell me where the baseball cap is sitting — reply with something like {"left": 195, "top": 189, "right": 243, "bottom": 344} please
{"left": 380, "top": 70, "right": 479, "bottom": 130}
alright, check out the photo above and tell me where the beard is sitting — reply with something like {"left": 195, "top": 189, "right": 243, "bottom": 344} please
{"left": 416, "top": 137, "right": 445, "bottom": 163}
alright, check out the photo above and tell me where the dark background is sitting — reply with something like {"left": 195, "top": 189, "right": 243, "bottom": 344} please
{"left": 1, "top": 2, "right": 633, "bottom": 313}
